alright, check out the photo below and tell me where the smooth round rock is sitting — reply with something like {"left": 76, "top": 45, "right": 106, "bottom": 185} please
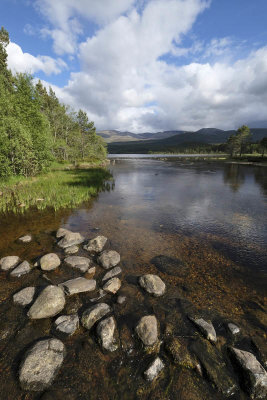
{"left": 98, "top": 250, "right": 120, "bottom": 269}
{"left": 13, "top": 287, "right": 36, "bottom": 306}
{"left": 136, "top": 315, "right": 158, "bottom": 346}
{"left": 10, "top": 261, "right": 31, "bottom": 277}
{"left": 81, "top": 303, "right": 111, "bottom": 330}
{"left": 64, "top": 256, "right": 91, "bottom": 273}
{"left": 59, "top": 277, "right": 96, "bottom": 295}
{"left": 103, "top": 277, "right": 121, "bottom": 294}
{"left": 0, "top": 256, "right": 20, "bottom": 271}
{"left": 54, "top": 314, "right": 79, "bottom": 336}
{"left": 97, "top": 316, "right": 118, "bottom": 352}
{"left": 57, "top": 231, "right": 84, "bottom": 249}
{"left": 40, "top": 253, "right": 61, "bottom": 271}
{"left": 28, "top": 286, "right": 65, "bottom": 319}
{"left": 139, "top": 274, "right": 166, "bottom": 297}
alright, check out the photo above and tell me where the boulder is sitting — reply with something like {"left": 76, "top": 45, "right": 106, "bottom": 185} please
{"left": 144, "top": 357, "right": 164, "bottom": 381}
{"left": 19, "top": 235, "right": 32, "bottom": 243}
{"left": 103, "top": 277, "right": 121, "bottom": 294}
{"left": 227, "top": 323, "right": 240, "bottom": 335}
{"left": 98, "top": 250, "right": 120, "bottom": 269}
{"left": 64, "top": 256, "right": 91, "bottom": 273}
{"left": 136, "top": 315, "right": 158, "bottom": 346}
{"left": 19, "top": 338, "right": 65, "bottom": 391}
{"left": 64, "top": 245, "right": 79, "bottom": 255}
{"left": 10, "top": 261, "right": 31, "bottom": 277}
{"left": 102, "top": 266, "right": 122, "bottom": 282}
{"left": 13, "top": 287, "right": 36, "bottom": 306}
{"left": 139, "top": 274, "right": 166, "bottom": 297}
{"left": 57, "top": 231, "right": 84, "bottom": 249}
{"left": 84, "top": 235, "right": 107, "bottom": 253}
{"left": 97, "top": 316, "right": 118, "bottom": 351}
{"left": 81, "top": 303, "right": 111, "bottom": 330}
{"left": 189, "top": 317, "right": 217, "bottom": 343}
{"left": 231, "top": 347, "right": 267, "bottom": 399}
{"left": 40, "top": 253, "right": 61, "bottom": 271}
{"left": 59, "top": 277, "right": 96, "bottom": 295}
{"left": 0, "top": 256, "right": 20, "bottom": 271}
{"left": 28, "top": 286, "right": 65, "bottom": 319}
{"left": 54, "top": 314, "right": 79, "bottom": 336}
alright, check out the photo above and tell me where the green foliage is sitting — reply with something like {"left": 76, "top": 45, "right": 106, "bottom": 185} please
{"left": 226, "top": 125, "right": 251, "bottom": 157}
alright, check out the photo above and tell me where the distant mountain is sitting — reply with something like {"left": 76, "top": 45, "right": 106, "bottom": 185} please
{"left": 96, "top": 129, "right": 186, "bottom": 143}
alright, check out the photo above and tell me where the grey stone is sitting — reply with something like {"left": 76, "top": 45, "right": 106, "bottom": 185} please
{"left": 103, "top": 277, "right": 121, "bottom": 294}
{"left": 54, "top": 314, "right": 79, "bottom": 335}
{"left": 64, "top": 245, "right": 79, "bottom": 255}
{"left": 19, "top": 235, "right": 32, "bottom": 243}
{"left": 56, "top": 228, "right": 71, "bottom": 238}
{"left": 139, "top": 274, "right": 166, "bottom": 297}
{"left": 59, "top": 277, "right": 96, "bottom": 295}
{"left": 40, "top": 253, "right": 61, "bottom": 271}
{"left": 189, "top": 317, "right": 217, "bottom": 343}
{"left": 64, "top": 256, "right": 91, "bottom": 273}
{"left": 84, "top": 235, "right": 107, "bottom": 253}
{"left": 0, "top": 256, "right": 20, "bottom": 271}
{"left": 10, "top": 261, "right": 31, "bottom": 277}
{"left": 228, "top": 323, "right": 240, "bottom": 335}
{"left": 144, "top": 357, "right": 164, "bottom": 381}
{"left": 97, "top": 316, "right": 118, "bottom": 351}
{"left": 98, "top": 250, "right": 120, "bottom": 269}
{"left": 231, "top": 347, "right": 267, "bottom": 399}
{"left": 19, "top": 338, "right": 65, "bottom": 391}
{"left": 117, "top": 296, "right": 126, "bottom": 304}
{"left": 57, "top": 231, "right": 84, "bottom": 249}
{"left": 102, "top": 266, "right": 122, "bottom": 282}
{"left": 136, "top": 315, "right": 158, "bottom": 346}
{"left": 13, "top": 287, "right": 36, "bottom": 306}
{"left": 81, "top": 303, "right": 111, "bottom": 330}
{"left": 28, "top": 286, "right": 65, "bottom": 319}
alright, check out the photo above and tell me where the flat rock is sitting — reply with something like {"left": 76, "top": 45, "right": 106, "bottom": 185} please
{"left": 56, "top": 228, "right": 71, "bottom": 238}
{"left": 54, "top": 314, "right": 79, "bottom": 335}
{"left": 189, "top": 317, "right": 217, "bottom": 343}
{"left": 13, "top": 287, "right": 36, "bottom": 306}
{"left": 228, "top": 323, "right": 240, "bottom": 335}
{"left": 231, "top": 347, "right": 267, "bottom": 399}
{"left": 144, "top": 357, "right": 164, "bottom": 381}
{"left": 102, "top": 266, "right": 122, "bottom": 282}
{"left": 81, "top": 303, "right": 111, "bottom": 330}
{"left": 19, "top": 338, "right": 65, "bottom": 391}
{"left": 97, "top": 316, "right": 118, "bottom": 351}
{"left": 103, "top": 277, "right": 121, "bottom": 294}
{"left": 64, "top": 245, "right": 79, "bottom": 255}
{"left": 136, "top": 315, "right": 158, "bottom": 346}
{"left": 19, "top": 235, "right": 32, "bottom": 243}
{"left": 57, "top": 231, "right": 84, "bottom": 249}
{"left": 28, "top": 286, "right": 65, "bottom": 319}
{"left": 84, "top": 235, "right": 107, "bottom": 253}
{"left": 0, "top": 256, "right": 20, "bottom": 271}
{"left": 40, "top": 253, "right": 61, "bottom": 271}
{"left": 59, "top": 277, "right": 96, "bottom": 295}
{"left": 139, "top": 274, "right": 166, "bottom": 297}
{"left": 64, "top": 256, "right": 91, "bottom": 273}
{"left": 10, "top": 261, "right": 31, "bottom": 277}
{"left": 98, "top": 250, "right": 120, "bottom": 269}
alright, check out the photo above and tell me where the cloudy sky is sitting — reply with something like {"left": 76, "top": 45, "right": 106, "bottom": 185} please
{"left": 1, "top": 0, "right": 267, "bottom": 132}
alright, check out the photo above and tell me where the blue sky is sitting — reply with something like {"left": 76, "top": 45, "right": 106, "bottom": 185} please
{"left": 1, "top": 0, "right": 267, "bottom": 132}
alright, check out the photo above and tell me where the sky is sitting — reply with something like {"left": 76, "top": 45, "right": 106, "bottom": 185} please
{"left": 1, "top": 0, "right": 267, "bottom": 133}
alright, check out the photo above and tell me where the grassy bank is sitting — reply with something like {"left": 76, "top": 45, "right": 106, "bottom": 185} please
{"left": 0, "top": 162, "right": 113, "bottom": 214}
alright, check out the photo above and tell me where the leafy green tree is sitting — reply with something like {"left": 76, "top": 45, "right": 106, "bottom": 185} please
{"left": 226, "top": 125, "right": 251, "bottom": 157}
{"left": 259, "top": 137, "right": 267, "bottom": 157}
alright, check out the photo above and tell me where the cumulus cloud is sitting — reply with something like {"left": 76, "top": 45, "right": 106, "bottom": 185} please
{"left": 7, "top": 42, "right": 66, "bottom": 75}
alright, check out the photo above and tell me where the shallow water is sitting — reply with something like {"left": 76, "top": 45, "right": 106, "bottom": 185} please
{"left": 0, "top": 158, "right": 266, "bottom": 399}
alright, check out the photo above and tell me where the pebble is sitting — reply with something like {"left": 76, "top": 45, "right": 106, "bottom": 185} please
{"left": 144, "top": 357, "right": 164, "bottom": 381}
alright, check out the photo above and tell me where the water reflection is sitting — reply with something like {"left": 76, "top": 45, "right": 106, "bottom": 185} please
{"left": 223, "top": 164, "right": 245, "bottom": 192}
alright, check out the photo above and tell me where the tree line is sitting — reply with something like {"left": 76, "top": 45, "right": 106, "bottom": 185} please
{"left": 0, "top": 27, "right": 107, "bottom": 178}
{"left": 226, "top": 125, "right": 267, "bottom": 157}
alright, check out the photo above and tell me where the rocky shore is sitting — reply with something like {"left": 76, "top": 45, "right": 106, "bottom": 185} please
{"left": 0, "top": 228, "right": 266, "bottom": 398}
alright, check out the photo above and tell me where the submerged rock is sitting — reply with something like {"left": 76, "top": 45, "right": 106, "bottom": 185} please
{"left": 97, "top": 316, "right": 118, "bottom": 352}
{"left": 98, "top": 250, "right": 120, "bottom": 269}
{"left": 10, "top": 261, "right": 31, "bottom": 277}
{"left": 57, "top": 231, "right": 84, "bottom": 249}
{"left": 165, "top": 337, "right": 196, "bottom": 369}
{"left": 64, "top": 245, "right": 79, "bottom": 255}
{"left": 54, "top": 314, "right": 79, "bottom": 336}
{"left": 19, "top": 338, "right": 65, "bottom": 391}
{"left": 230, "top": 347, "right": 267, "bottom": 399}
{"left": 102, "top": 266, "right": 122, "bottom": 282}
{"left": 84, "top": 266, "right": 96, "bottom": 279}
{"left": 64, "top": 256, "right": 91, "bottom": 273}
{"left": 0, "top": 256, "right": 20, "bottom": 271}
{"left": 144, "top": 357, "right": 164, "bottom": 381}
{"left": 19, "top": 235, "right": 32, "bottom": 243}
{"left": 40, "top": 253, "right": 61, "bottom": 271}
{"left": 189, "top": 317, "right": 217, "bottom": 343}
{"left": 117, "top": 295, "right": 126, "bottom": 305}
{"left": 136, "top": 315, "right": 158, "bottom": 346}
{"left": 81, "top": 303, "right": 111, "bottom": 330}
{"left": 13, "top": 287, "right": 36, "bottom": 306}
{"left": 227, "top": 323, "right": 240, "bottom": 335}
{"left": 28, "top": 285, "right": 65, "bottom": 319}
{"left": 59, "top": 277, "right": 96, "bottom": 295}
{"left": 89, "top": 289, "right": 107, "bottom": 302}
{"left": 84, "top": 235, "right": 107, "bottom": 253}
{"left": 139, "top": 274, "right": 166, "bottom": 297}
{"left": 103, "top": 277, "right": 121, "bottom": 294}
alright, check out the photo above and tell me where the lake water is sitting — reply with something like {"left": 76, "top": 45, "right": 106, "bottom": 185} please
{"left": 0, "top": 157, "right": 266, "bottom": 399}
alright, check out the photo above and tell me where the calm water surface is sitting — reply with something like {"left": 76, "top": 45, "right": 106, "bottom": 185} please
{"left": 0, "top": 157, "right": 266, "bottom": 399}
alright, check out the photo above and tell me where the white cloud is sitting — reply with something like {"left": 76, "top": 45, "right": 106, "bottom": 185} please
{"left": 7, "top": 42, "right": 67, "bottom": 75}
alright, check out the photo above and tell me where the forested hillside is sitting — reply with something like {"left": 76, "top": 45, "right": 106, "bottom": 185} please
{"left": 0, "top": 27, "right": 106, "bottom": 179}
